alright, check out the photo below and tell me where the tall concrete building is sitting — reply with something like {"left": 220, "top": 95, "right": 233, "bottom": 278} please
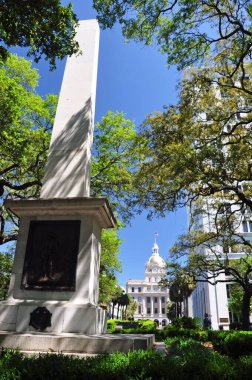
{"left": 189, "top": 199, "right": 252, "bottom": 330}
{"left": 126, "top": 241, "right": 169, "bottom": 327}
{"left": 185, "top": 75, "right": 252, "bottom": 330}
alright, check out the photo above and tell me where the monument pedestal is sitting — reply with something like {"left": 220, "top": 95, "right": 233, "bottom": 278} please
{"left": 1, "top": 198, "right": 115, "bottom": 335}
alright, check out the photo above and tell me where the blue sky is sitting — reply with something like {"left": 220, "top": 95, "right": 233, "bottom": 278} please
{"left": 13, "top": 1, "right": 188, "bottom": 286}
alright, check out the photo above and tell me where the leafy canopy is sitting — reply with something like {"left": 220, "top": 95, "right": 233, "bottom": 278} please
{"left": 94, "top": 0, "right": 252, "bottom": 70}
{"left": 0, "top": 0, "right": 79, "bottom": 69}
{"left": 0, "top": 54, "right": 57, "bottom": 244}
{"left": 91, "top": 110, "right": 144, "bottom": 222}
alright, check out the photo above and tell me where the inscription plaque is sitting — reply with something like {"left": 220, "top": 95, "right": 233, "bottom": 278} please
{"left": 22, "top": 220, "right": 80, "bottom": 290}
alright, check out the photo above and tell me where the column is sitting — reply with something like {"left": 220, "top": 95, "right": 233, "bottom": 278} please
{"left": 142, "top": 296, "right": 146, "bottom": 317}
{"left": 151, "top": 296, "right": 154, "bottom": 315}
{"left": 159, "top": 296, "right": 162, "bottom": 315}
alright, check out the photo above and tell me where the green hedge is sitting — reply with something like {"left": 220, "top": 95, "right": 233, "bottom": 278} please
{"left": 157, "top": 325, "right": 209, "bottom": 342}
{"left": 2, "top": 343, "right": 252, "bottom": 380}
{"left": 208, "top": 330, "right": 252, "bottom": 357}
{"left": 107, "top": 319, "right": 157, "bottom": 334}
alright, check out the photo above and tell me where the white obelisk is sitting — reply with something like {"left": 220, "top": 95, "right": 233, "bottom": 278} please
{"left": 41, "top": 19, "right": 99, "bottom": 198}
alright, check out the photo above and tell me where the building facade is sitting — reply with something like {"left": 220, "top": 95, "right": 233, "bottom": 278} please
{"left": 126, "top": 242, "right": 169, "bottom": 327}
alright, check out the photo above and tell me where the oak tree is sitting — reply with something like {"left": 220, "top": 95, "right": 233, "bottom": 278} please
{"left": 0, "top": 0, "right": 79, "bottom": 69}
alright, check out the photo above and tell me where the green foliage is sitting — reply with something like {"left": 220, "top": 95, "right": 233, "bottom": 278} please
{"left": 0, "top": 0, "right": 79, "bottom": 69}
{"left": 99, "top": 229, "right": 122, "bottom": 308}
{"left": 238, "top": 356, "right": 252, "bottom": 380}
{"left": 160, "top": 325, "right": 208, "bottom": 342}
{"left": 228, "top": 284, "right": 252, "bottom": 319}
{"left": 106, "top": 319, "right": 118, "bottom": 333}
{"left": 0, "top": 250, "right": 14, "bottom": 300}
{"left": 107, "top": 319, "right": 157, "bottom": 334}
{"left": 209, "top": 331, "right": 252, "bottom": 358}
{"left": 93, "top": 0, "right": 252, "bottom": 72}
{"left": 164, "top": 337, "right": 237, "bottom": 379}
{"left": 91, "top": 111, "right": 144, "bottom": 222}
{"left": 3, "top": 343, "right": 252, "bottom": 380}
{"left": 171, "top": 316, "right": 201, "bottom": 329}
{"left": 0, "top": 54, "right": 57, "bottom": 245}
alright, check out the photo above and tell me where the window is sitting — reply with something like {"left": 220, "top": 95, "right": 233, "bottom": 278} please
{"left": 226, "top": 284, "right": 232, "bottom": 299}
{"left": 242, "top": 221, "right": 252, "bottom": 232}
{"left": 147, "top": 297, "right": 151, "bottom": 303}
{"left": 138, "top": 305, "right": 141, "bottom": 314}
{"left": 154, "top": 297, "right": 158, "bottom": 303}
{"left": 161, "top": 297, "right": 165, "bottom": 303}
{"left": 138, "top": 296, "right": 141, "bottom": 302}
{"left": 138, "top": 287, "right": 141, "bottom": 292}
{"left": 162, "top": 308, "right": 165, "bottom": 314}
{"left": 147, "top": 308, "right": 151, "bottom": 314}
{"left": 131, "top": 287, "right": 135, "bottom": 292}
{"left": 154, "top": 308, "right": 158, "bottom": 314}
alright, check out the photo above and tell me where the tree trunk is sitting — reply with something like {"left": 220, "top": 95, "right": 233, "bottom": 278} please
{"left": 117, "top": 304, "right": 120, "bottom": 320}
{"left": 112, "top": 304, "right": 115, "bottom": 319}
{"left": 241, "top": 290, "right": 251, "bottom": 330}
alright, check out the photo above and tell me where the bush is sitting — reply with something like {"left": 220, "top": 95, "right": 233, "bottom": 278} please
{"left": 208, "top": 330, "right": 252, "bottom": 357}
{"left": 106, "top": 319, "right": 157, "bottom": 334}
{"left": 2, "top": 344, "right": 252, "bottom": 380}
{"left": 229, "top": 321, "right": 243, "bottom": 330}
{"left": 208, "top": 330, "right": 232, "bottom": 353}
{"left": 171, "top": 316, "right": 201, "bottom": 329}
{"left": 164, "top": 337, "right": 238, "bottom": 380}
{"left": 159, "top": 325, "right": 209, "bottom": 342}
{"left": 237, "top": 355, "right": 252, "bottom": 380}
{"left": 223, "top": 332, "right": 252, "bottom": 357}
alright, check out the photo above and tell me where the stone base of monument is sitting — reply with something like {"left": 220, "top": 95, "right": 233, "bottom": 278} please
{"left": 0, "top": 301, "right": 106, "bottom": 334}
{"left": 0, "top": 332, "right": 155, "bottom": 353}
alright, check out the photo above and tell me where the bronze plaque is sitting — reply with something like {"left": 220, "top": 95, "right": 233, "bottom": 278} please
{"left": 22, "top": 220, "right": 80, "bottom": 290}
{"left": 219, "top": 318, "right": 229, "bottom": 323}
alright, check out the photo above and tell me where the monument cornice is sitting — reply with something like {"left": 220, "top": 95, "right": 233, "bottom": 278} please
{"left": 4, "top": 197, "right": 116, "bottom": 228}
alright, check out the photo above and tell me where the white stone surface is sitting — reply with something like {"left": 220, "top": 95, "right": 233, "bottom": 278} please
{"left": 0, "top": 21, "right": 116, "bottom": 338}
{"left": 2, "top": 198, "right": 115, "bottom": 334}
{"left": 40, "top": 20, "right": 99, "bottom": 199}
{"left": 0, "top": 332, "right": 154, "bottom": 353}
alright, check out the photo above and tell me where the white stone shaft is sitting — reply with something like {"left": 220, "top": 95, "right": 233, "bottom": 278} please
{"left": 41, "top": 20, "right": 100, "bottom": 199}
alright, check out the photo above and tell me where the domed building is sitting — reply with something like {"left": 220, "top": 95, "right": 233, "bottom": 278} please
{"left": 126, "top": 241, "right": 169, "bottom": 327}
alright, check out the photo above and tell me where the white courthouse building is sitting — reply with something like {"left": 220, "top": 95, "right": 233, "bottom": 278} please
{"left": 126, "top": 242, "right": 169, "bottom": 327}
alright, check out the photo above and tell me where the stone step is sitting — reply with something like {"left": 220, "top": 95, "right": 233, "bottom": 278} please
{"left": 0, "top": 332, "right": 155, "bottom": 354}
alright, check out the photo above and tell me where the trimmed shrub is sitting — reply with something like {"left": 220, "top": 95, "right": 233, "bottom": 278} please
{"left": 237, "top": 355, "right": 252, "bottom": 380}
{"left": 107, "top": 319, "right": 157, "bottom": 334}
{"left": 223, "top": 332, "right": 252, "bottom": 357}
{"left": 159, "top": 325, "right": 209, "bottom": 342}
{"left": 208, "top": 330, "right": 232, "bottom": 353}
{"left": 171, "top": 316, "right": 201, "bottom": 329}
{"left": 164, "top": 337, "right": 238, "bottom": 380}
{"left": 229, "top": 321, "right": 242, "bottom": 330}
{"left": 208, "top": 330, "right": 252, "bottom": 357}
{"left": 2, "top": 344, "right": 252, "bottom": 380}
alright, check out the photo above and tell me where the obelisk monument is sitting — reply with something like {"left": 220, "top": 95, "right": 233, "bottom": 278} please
{"left": 0, "top": 20, "right": 116, "bottom": 336}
